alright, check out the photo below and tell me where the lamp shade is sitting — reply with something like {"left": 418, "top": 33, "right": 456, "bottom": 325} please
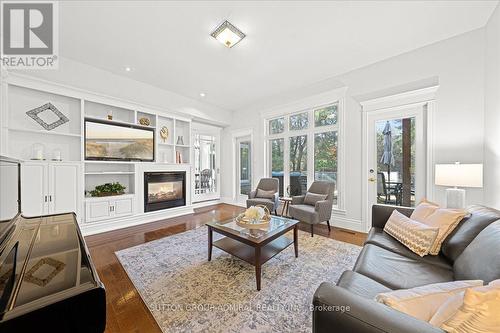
{"left": 435, "top": 163, "right": 483, "bottom": 188}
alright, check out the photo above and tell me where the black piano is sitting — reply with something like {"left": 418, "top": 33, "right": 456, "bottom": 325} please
{"left": 0, "top": 156, "right": 106, "bottom": 332}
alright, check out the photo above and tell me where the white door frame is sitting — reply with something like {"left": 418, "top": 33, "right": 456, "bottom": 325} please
{"left": 192, "top": 126, "right": 221, "bottom": 203}
{"left": 360, "top": 86, "right": 438, "bottom": 232}
{"left": 231, "top": 128, "right": 254, "bottom": 205}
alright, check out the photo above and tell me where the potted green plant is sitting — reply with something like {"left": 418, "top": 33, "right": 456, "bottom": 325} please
{"left": 89, "top": 182, "right": 126, "bottom": 197}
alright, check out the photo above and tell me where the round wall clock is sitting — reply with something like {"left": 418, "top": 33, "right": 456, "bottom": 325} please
{"left": 160, "top": 126, "right": 169, "bottom": 142}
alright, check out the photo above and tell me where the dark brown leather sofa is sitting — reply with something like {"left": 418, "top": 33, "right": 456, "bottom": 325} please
{"left": 313, "top": 204, "right": 500, "bottom": 333}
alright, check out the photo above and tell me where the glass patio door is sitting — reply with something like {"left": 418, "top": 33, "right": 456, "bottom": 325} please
{"left": 193, "top": 130, "right": 220, "bottom": 203}
{"left": 366, "top": 106, "right": 426, "bottom": 213}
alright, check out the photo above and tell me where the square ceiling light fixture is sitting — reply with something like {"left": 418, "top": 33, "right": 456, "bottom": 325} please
{"left": 210, "top": 20, "right": 245, "bottom": 48}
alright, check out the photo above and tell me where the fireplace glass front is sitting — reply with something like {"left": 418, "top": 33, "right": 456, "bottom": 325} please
{"left": 144, "top": 172, "right": 186, "bottom": 212}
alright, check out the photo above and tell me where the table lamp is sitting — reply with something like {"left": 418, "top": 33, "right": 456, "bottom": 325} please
{"left": 435, "top": 163, "right": 483, "bottom": 208}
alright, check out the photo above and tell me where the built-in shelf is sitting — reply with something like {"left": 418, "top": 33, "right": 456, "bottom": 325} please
{"left": 84, "top": 160, "right": 138, "bottom": 164}
{"left": 84, "top": 193, "right": 135, "bottom": 201}
{"left": 2, "top": 74, "right": 195, "bottom": 232}
{"left": 7, "top": 127, "right": 81, "bottom": 138}
{"left": 84, "top": 171, "right": 135, "bottom": 175}
{"left": 84, "top": 116, "right": 153, "bottom": 130}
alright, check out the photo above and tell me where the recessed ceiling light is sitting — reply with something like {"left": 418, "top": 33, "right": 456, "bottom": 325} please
{"left": 210, "top": 20, "right": 245, "bottom": 48}
{"left": 200, "top": 92, "right": 206, "bottom": 97}
{"left": 125, "top": 67, "right": 132, "bottom": 72}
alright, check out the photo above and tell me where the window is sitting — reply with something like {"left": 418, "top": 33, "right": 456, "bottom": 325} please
{"left": 269, "top": 138, "right": 284, "bottom": 196}
{"left": 289, "top": 135, "right": 307, "bottom": 195}
{"left": 314, "top": 131, "right": 338, "bottom": 205}
{"left": 314, "top": 104, "right": 337, "bottom": 127}
{"left": 269, "top": 117, "right": 285, "bottom": 134}
{"left": 266, "top": 101, "right": 342, "bottom": 209}
{"left": 239, "top": 141, "right": 251, "bottom": 195}
{"left": 289, "top": 112, "right": 308, "bottom": 131}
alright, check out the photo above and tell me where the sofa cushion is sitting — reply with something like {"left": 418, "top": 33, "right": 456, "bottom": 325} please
{"left": 336, "top": 270, "right": 392, "bottom": 299}
{"left": 366, "top": 228, "right": 452, "bottom": 270}
{"left": 353, "top": 244, "right": 454, "bottom": 289}
{"left": 429, "top": 279, "right": 500, "bottom": 327}
{"left": 289, "top": 204, "right": 317, "bottom": 224}
{"left": 375, "top": 280, "right": 483, "bottom": 322}
{"left": 454, "top": 220, "right": 500, "bottom": 283}
{"left": 383, "top": 210, "right": 439, "bottom": 257}
{"left": 414, "top": 208, "right": 468, "bottom": 255}
{"left": 441, "top": 205, "right": 500, "bottom": 261}
{"left": 410, "top": 200, "right": 439, "bottom": 222}
{"left": 440, "top": 286, "right": 500, "bottom": 333}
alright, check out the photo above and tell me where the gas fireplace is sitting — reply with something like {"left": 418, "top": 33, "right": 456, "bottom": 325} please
{"left": 144, "top": 172, "right": 186, "bottom": 212}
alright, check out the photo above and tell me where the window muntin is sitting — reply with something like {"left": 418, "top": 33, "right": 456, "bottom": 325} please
{"left": 289, "top": 112, "right": 308, "bottom": 131}
{"left": 269, "top": 117, "right": 285, "bottom": 135}
{"left": 314, "top": 104, "right": 337, "bottom": 127}
{"left": 266, "top": 102, "right": 341, "bottom": 209}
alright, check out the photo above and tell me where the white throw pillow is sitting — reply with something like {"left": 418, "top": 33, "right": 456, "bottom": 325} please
{"left": 375, "top": 280, "right": 483, "bottom": 322}
{"left": 429, "top": 279, "right": 500, "bottom": 329}
{"left": 410, "top": 200, "right": 468, "bottom": 255}
{"left": 440, "top": 287, "right": 500, "bottom": 332}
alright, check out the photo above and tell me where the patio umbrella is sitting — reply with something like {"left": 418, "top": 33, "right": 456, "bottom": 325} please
{"left": 380, "top": 121, "right": 395, "bottom": 182}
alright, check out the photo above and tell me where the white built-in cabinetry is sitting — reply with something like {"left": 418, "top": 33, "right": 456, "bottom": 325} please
{"left": 1, "top": 72, "right": 200, "bottom": 235}
{"left": 85, "top": 194, "right": 134, "bottom": 223}
{"left": 21, "top": 161, "right": 82, "bottom": 217}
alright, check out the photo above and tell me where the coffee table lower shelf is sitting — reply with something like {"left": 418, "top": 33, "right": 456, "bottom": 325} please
{"left": 207, "top": 218, "right": 299, "bottom": 291}
{"left": 213, "top": 235, "right": 293, "bottom": 266}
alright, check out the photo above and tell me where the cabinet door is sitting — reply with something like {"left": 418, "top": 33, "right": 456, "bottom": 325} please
{"left": 113, "top": 198, "right": 133, "bottom": 217}
{"left": 49, "top": 164, "right": 80, "bottom": 215}
{"left": 21, "top": 163, "right": 47, "bottom": 217}
{"left": 85, "top": 201, "right": 111, "bottom": 223}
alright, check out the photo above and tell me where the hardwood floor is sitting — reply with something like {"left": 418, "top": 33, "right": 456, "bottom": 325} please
{"left": 85, "top": 204, "right": 367, "bottom": 333}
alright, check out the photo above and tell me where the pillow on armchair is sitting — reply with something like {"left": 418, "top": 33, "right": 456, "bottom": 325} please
{"left": 303, "top": 192, "right": 327, "bottom": 205}
{"left": 256, "top": 189, "right": 276, "bottom": 199}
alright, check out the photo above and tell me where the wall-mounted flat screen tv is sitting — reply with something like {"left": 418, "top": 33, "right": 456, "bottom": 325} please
{"left": 85, "top": 119, "right": 155, "bottom": 161}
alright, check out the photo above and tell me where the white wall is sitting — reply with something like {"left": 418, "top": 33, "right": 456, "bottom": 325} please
{"left": 8, "top": 57, "right": 231, "bottom": 126}
{"left": 222, "top": 28, "right": 487, "bottom": 230}
{"left": 484, "top": 3, "right": 500, "bottom": 209}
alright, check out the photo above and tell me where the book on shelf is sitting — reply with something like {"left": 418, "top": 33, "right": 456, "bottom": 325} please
{"left": 176, "top": 151, "right": 183, "bottom": 163}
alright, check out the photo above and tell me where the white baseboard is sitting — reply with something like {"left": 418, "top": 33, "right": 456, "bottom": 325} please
{"left": 220, "top": 197, "right": 245, "bottom": 207}
{"left": 330, "top": 215, "right": 366, "bottom": 233}
{"left": 80, "top": 205, "right": 195, "bottom": 236}
{"left": 191, "top": 199, "right": 222, "bottom": 209}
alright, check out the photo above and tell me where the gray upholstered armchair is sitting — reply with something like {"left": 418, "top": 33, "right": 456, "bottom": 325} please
{"left": 289, "top": 181, "right": 334, "bottom": 236}
{"left": 247, "top": 178, "right": 280, "bottom": 215}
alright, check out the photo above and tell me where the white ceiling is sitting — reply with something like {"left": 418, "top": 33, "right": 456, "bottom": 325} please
{"left": 59, "top": 1, "right": 498, "bottom": 111}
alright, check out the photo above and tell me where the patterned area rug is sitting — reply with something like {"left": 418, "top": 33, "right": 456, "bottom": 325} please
{"left": 116, "top": 226, "right": 361, "bottom": 333}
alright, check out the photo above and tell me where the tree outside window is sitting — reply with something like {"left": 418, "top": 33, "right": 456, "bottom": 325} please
{"left": 289, "top": 112, "right": 308, "bottom": 131}
{"left": 314, "top": 104, "right": 337, "bottom": 127}
{"left": 314, "top": 131, "right": 338, "bottom": 205}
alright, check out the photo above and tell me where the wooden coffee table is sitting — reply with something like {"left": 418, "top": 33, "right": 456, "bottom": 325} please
{"left": 206, "top": 216, "right": 299, "bottom": 291}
